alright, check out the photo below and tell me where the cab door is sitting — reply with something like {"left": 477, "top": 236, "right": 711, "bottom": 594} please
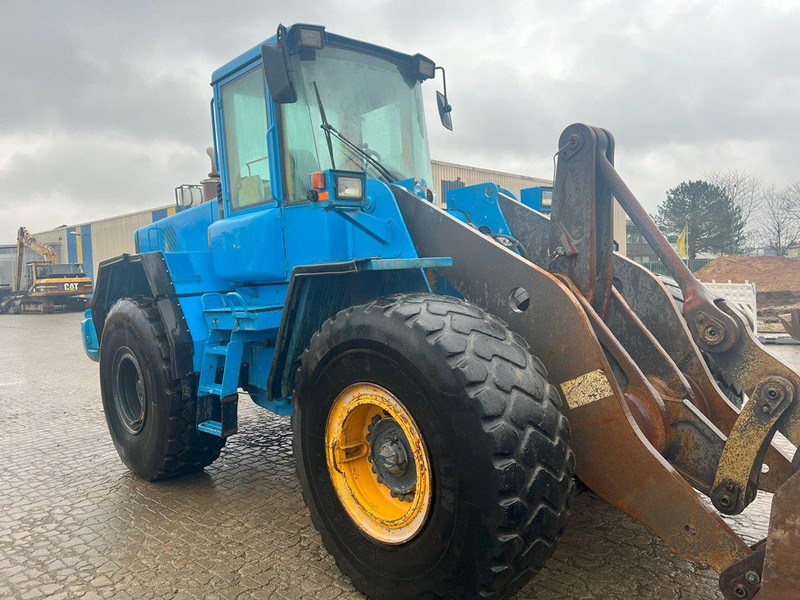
{"left": 208, "top": 63, "right": 287, "bottom": 283}
{"left": 219, "top": 66, "right": 274, "bottom": 213}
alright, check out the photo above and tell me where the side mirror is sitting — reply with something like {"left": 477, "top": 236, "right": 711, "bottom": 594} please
{"left": 437, "top": 91, "right": 453, "bottom": 131}
{"left": 261, "top": 26, "right": 297, "bottom": 104}
{"left": 434, "top": 66, "right": 453, "bottom": 131}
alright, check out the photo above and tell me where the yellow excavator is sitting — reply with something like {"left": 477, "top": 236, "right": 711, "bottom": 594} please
{"left": 0, "top": 227, "right": 93, "bottom": 314}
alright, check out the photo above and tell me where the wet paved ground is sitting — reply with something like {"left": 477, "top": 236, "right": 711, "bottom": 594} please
{"left": 1, "top": 312, "right": 797, "bottom": 600}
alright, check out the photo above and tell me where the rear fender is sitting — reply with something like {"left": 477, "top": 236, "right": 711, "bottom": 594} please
{"left": 91, "top": 252, "right": 193, "bottom": 379}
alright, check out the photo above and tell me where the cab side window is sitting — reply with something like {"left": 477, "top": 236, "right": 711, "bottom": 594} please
{"left": 221, "top": 66, "right": 272, "bottom": 210}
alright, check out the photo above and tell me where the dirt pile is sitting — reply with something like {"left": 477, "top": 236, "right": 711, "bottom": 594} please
{"left": 695, "top": 255, "right": 800, "bottom": 292}
{"left": 695, "top": 256, "right": 800, "bottom": 332}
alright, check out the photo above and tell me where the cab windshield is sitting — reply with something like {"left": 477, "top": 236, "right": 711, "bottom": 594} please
{"left": 281, "top": 45, "right": 433, "bottom": 202}
{"left": 35, "top": 264, "right": 85, "bottom": 278}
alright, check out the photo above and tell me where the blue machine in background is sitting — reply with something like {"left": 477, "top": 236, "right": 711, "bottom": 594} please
{"left": 520, "top": 185, "right": 553, "bottom": 213}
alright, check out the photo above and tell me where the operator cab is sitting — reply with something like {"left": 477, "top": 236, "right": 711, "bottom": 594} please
{"left": 27, "top": 262, "right": 86, "bottom": 289}
{"left": 135, "top": 25, "right": 452, "bottom": 278}
{"left": 33, "top": 263, "right": 86, "bottom": 279}
{"left": 211, "top": 24, "right": 449, "bottom": 214}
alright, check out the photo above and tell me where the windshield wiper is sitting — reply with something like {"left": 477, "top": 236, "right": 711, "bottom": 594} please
{"left": 312, "top": 82, "right": 337, "bottom": 170}
{"left": 312, "top": 81, "right": 398, "bottom": 183}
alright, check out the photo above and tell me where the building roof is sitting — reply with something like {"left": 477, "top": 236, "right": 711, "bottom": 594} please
{"left": 431, "top": 159, "right": 550, "bottom": 185}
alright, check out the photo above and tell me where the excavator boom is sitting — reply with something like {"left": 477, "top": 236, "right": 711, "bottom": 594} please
{"left": 14, "top": 226, "right": 59, "bottom": 291}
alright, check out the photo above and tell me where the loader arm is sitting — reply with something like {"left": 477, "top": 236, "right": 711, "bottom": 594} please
{"left": 394, "top": 187, "right": 750, "bottom": 572}
{"left": 399, "top": 123, "right": 799, "bottom": 599}
{"left": 550, "top": 124, "right": 798, "bottom": 599}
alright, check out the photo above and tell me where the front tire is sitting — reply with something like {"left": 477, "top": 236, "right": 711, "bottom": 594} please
{"left": 99, "top": 297, "right": 224, "bottom": 481}
{"left": 293, "top": 293, "right": 575, "bottom": 599}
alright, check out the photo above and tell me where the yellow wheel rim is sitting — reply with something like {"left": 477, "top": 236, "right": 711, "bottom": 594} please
{"left": 325, "top": 383, "right": 432, "bottom": 544}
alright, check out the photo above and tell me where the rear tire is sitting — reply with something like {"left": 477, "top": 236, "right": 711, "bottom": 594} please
{"left": 293, "top": 293, "right": 575, "bottom": 599}
{"left": 99, "top": 297, "right": 224, "bottom": 481}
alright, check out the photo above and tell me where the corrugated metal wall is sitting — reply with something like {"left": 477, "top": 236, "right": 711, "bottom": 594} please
{"left": 85, "top": 210, "right": 163, "bottom": 279}
{"left": 431, "top": 160, "right": 551, "bottom": 202}
{"left": 0, "top": 245, "right": 15, "bottom": 287}
{"left": 30, "top": 205, "right": 174, "bottom": 282}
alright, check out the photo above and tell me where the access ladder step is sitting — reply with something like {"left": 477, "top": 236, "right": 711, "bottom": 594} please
{"left": 198, "top": 383, "right": 224, "bottom": 397}
{"left": 196, "top": 393, "right": 238, "bottom": 438}
{"left": 198, "top": 420, "right": 224, "bottom": 436}
{"left": 204, "top": 344, "right": 228, "bottom": 356}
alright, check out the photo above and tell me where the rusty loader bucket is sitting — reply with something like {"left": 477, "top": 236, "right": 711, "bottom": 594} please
{"left": 780, "top": 309, "right": 800, "bottom": 342}
{"left": 393, "top": 124, "right": 800, "bottom": 599}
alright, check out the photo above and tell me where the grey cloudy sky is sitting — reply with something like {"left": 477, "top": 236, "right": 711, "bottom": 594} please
{"left": 1, "top": 0, "right": 799, "bottom": 243}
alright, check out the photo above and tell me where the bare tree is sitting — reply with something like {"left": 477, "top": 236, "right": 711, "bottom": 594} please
{"left": 708, "top": 170, "right": 762, "bottom": 228}
{"left": 757, "top": 185, "right": 800, "bottom": 256}
{"left": 786, "top": 181, "right": 800, "bottom": 221}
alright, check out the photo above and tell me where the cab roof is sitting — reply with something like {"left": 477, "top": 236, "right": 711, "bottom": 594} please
{"left": 211, "top": 23, "right": 430, "bottom": 85}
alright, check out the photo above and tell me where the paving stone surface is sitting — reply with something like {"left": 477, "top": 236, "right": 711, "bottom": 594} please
{"left": 1, "top": 312, "right": 797, "bottom": 599}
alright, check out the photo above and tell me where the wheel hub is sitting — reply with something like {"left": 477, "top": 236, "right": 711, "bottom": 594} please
{"left": 367, "top": 416, "right": 416, "bottom": 501}
{"left": 378, "top": 438, "right": 408, "bottom": 475}
{"left": 112, "top": 349, "right": 147, "bottom": 435}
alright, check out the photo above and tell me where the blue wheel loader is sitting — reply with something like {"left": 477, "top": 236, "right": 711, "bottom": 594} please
{"left": 82, "top": 24, "right": 800, "bottom": 599}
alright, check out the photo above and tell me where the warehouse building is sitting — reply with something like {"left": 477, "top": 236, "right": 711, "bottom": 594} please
{"left": 431, "top": 160, "right": 551, "bottom": 201}
{"left": 27, "top": 205, "right": 178, "bottom": 282}
{"left": 4, "top": 159, "right": 626, "bottom": 285}
{"left": 0, "top": 245, "right": 17, "bottom": 288}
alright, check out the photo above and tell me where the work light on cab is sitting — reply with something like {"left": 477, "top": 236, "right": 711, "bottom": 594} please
{"left": 294, "top": 26, "right": 324, "bottom": 50}
{"left": 308, "top": 169, "right": 366, "bottom": 204}
{"left": 335, "top": 174, "right": 364, "bottom": 200}
{"left": 412, "top": 54, "right": 435, "bottom": 81}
